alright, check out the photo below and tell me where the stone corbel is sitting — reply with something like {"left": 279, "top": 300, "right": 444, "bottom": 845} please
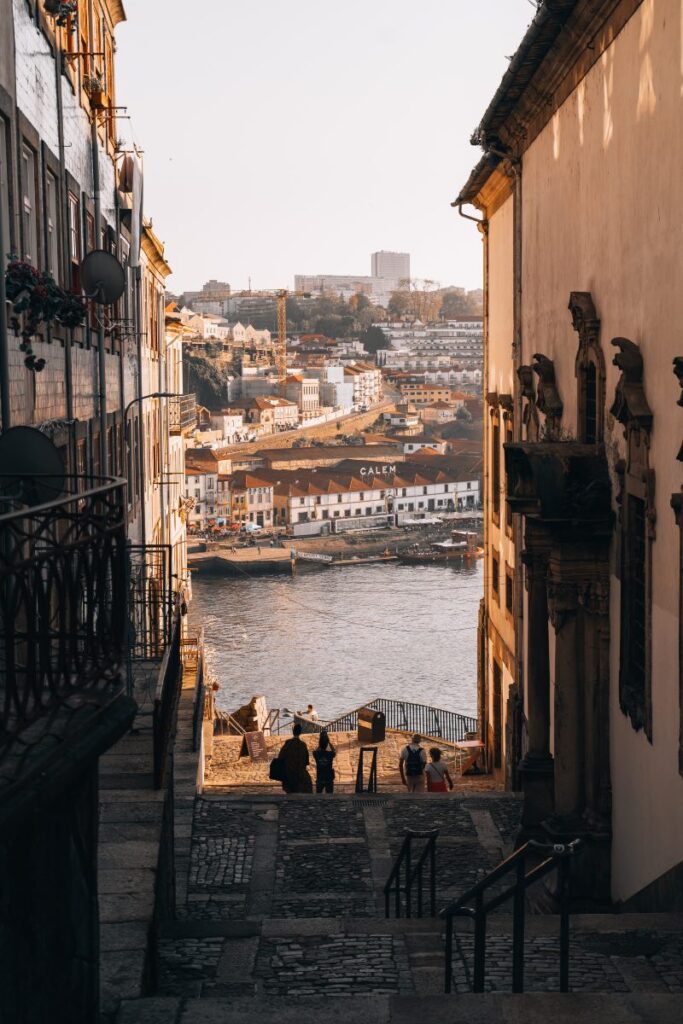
{"left": 532, "top": 354, "right": 563, "bottom": 428}
{"left": 610, "top": 338, "right": 653, "bottom": 434}
{"left": 487, "top": 391, "right": 500, "bottom": 410}
{"left": 578, "top": 579, "right": 610, "bottom": 618}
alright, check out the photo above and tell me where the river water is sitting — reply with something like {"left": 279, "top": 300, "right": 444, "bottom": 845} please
{"left": 189, "top": 560, "right": 482, "bottom": 721}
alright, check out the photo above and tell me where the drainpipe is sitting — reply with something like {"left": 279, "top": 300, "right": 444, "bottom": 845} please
{"left": 455, "top": 200, "right": 489, "bottom": 749}
{"left": 511, "top": 161, "right": 525, "bottom": 782}
{"left": 54, "top": 46, "right": 76, "bottom": 470}
{"left": 0, "top": 192, "right": 9, "bottom": 432}
{"left": 134, "top": 265, "right": 146, "bottom": 548}
{"left": 88, "top": 0, "right": 108, "bottom": 476}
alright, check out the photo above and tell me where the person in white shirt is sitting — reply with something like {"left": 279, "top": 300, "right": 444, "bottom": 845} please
{"left": 399, "top": 734, "right": 427, "bottom": 792}
{"left": 306, "top": 703, "right": 319, "bottom": 721}
{"left": 425, "top": 747, "right": 454, "bottom": 793}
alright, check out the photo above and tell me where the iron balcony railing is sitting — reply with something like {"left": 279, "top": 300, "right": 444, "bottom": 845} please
{"left": 0, "top": 475, "right": 128, "bottom": 764}
{"left": 169, "top": 392, "right": 197, "bottom": 435}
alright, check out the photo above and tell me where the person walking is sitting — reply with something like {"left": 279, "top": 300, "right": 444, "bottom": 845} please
{"left": 312, "top": 731, "right": 336, "bottom": 794}
{"left": 399, "top": 734, "right": 427, "bottom": 792}
{"left": 425, "top": 747, "right": 454, "bottom": 793}
{"left": 278, "top": 723, "right": 313, "bottom": 794}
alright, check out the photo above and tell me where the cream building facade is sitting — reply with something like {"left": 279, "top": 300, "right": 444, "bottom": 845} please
{"left": 457, "top": 0, "right": 683, "bottom": 908}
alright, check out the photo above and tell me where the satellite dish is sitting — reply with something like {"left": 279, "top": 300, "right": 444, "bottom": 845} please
{"left": 0, "top": 426, "right": 66, "bottom": 507}
{"left": 80, "top": 249, "right": 126, "bottom": 305}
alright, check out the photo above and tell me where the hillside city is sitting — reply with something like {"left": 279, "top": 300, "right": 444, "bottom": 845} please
{"left": 2, "top": 3, "right": 683, "bottom": 1024}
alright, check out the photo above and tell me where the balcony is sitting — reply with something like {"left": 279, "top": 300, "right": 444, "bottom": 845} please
{"left": 169, "top": 392, "right": 197, "bottom": 435}
{"left": 0, "top": 475, "right": 135, "bottom": 792}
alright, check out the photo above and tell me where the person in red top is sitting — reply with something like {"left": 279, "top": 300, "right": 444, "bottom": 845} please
{"left": 425, "top": 747, "right": 454, "bottom": 792}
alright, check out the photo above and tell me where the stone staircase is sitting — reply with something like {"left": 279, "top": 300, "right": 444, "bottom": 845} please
{"left": 115, "top": 792, "right": 683, "bottom": 1023}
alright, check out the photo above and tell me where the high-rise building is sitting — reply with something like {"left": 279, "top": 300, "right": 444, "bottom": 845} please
{"left": 371, "top": 251, "right": 410, "bottom": 283}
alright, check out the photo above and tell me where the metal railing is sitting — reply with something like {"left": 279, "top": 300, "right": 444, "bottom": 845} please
{"left": 169, "top": 392, "right": 197, "bottom": 434}
{"left": 153, "top": 602, "right": 182, "bottom": 789}
{"left": 317, "top": 697, "right": 477, "bottom": 745}
{"left": 441, "top": 839, "right": 582, "bottom": 995}
{"left": 180, "top": 628, "right": 205, "bottom": 754}
{"left": 0, "top": 475, "right": 127, "bottom": 763}
{"left": 355, "top": 746, "right": 378, "bottom": 793}
{"left": 127, "top": 543, "right": 173, "bottom": 661}
{"left": 263, "top": 708, "right": 280, "bottom": 734}
{"left": 384, "top": 829, "right": 439, "bottom": 919}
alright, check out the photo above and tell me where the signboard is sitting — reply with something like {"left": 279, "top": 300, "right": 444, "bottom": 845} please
{"left": 358, "top": 463, "right": 396, "bottom": 478}
{"left": 239, "top": 730, "right": 270, "bottom": 763}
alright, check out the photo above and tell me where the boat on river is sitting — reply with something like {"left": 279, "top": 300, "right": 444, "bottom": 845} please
{"left": 398, "top": 530, "right": 483, "bottom": 565}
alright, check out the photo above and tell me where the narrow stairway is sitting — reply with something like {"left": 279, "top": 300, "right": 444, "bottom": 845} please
{"left": 116, "top": 792, "right": 683, "bottom": 1023}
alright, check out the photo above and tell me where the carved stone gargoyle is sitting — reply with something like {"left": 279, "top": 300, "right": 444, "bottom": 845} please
{"left": 518, "top": 364, "right": 539, "bottom": 441}
{"left": 569, "top": 291, "right": 600, "bottom": 342}
{"left": 532, "top": 353, "right": 563, "bottom": 426}
{"left": 674, "top": 356, "right": 683, "bottom": 461}
{"left": 609, "top": 338, "right": 652, "bottom": 433}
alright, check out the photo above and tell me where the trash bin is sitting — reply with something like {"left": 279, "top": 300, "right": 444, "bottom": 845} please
{"left": 357, "top": 707, "right": 386, "bottom": 744}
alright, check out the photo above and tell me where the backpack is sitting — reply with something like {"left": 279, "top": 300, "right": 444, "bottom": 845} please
{"left": 269, "top": 756, "right": 286, "bottom": 782}
{"left": 405, "top": 745, "right": 424, "bottom": 776}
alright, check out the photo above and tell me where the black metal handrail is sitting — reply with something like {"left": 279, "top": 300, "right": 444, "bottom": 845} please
{"left": 153, "top": 600, "right": 182, "bottom": 789}
{"left": 440, "top": 838, "right": 582, "bottom": 995}
{"left": 0, "top": 475, "right": 127, "bottom": 762}
{"left": 384, "top": 829, "right": 439, "bottom": 919}
{"left": 355, "top": 745, "right": 378, "bottom": 793}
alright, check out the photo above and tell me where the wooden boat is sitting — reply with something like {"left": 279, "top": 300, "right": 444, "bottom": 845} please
{"left": 398, "top": 529, "right": 483, "bottom": 565}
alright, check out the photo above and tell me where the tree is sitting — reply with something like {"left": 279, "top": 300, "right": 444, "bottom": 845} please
{"left": 389, "top": 279, "right": 442, "bottom": 321}
{"left": 360, "top": 325, "right": 388, "bottom": 355}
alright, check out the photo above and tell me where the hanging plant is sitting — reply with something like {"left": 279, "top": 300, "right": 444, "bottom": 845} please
{"left": 56, "top": 290, "right": 86, "bottom": 330}
{"left": 44, "top": 0, "right": 78, "bottom": 28}
{"left": 5, "top": 258, "right": 87, "bottom": 373}
{"left": 83, "top": 73, "right": 107, "bottom": 110}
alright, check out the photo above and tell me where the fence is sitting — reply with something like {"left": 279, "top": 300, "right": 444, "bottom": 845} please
{"left": 319, "top": 698, "right": 478, "bottom": 745}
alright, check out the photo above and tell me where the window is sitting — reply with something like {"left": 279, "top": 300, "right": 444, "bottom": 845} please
{"left": 491, "top": 418, "right": 500, "bottom": 524}
{"left": 344, "top": 510, "right": 351, "bottom": 517}
{"left": 21, "top": 144, "right": 38, "bottom": 265}
{"left": 376, "top": 506, "right": 382, "bottom": 512}
{"left": 505, "top": 566, "right": 513, "bottom": 614}
{"left": 334, "top": 510, "right": 340, "bottom": 518}
{"left": 355, "top": 509, "right": 361, "bottom": 516}
{"left": 491, "top": 553, "right": 500, "bottom": 602}
{"left": 45, "top": 171, "right": 59, "bottom": 280}
{"left": 505, "top": 420, "right": 513, "bottom": 530}
{"left": 0, "top": 118, "right": 10, "bottom": 271}
{"left": 338, "top": 494, "right": 342, "bottom": 502}
{"left": 68, "top": 192, "right": 80, "bottom": 288}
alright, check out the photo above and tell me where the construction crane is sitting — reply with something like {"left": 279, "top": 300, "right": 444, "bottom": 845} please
{"left": 226, "top": 288, "right": 310, "bottom": 394}
{"left": 274, "top": 289, "right": 310, "bottom": 395}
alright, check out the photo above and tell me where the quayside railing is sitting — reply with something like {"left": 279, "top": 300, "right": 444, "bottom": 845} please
{"left": 385, "top": 829, "right": 439, "bottom": 919}
{"left": 281, "top": 697, "right": 478, "bottom": 744}
{"left": 440, "top": 838, "right": 582, "bottom": 995}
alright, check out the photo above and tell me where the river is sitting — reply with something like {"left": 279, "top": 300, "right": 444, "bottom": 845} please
{"left": 189, "top": 559, "right": 483, "bottom": 722}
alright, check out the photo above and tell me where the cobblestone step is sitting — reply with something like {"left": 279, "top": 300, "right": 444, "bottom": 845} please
{"left": 117, "top": 992, "right": 683, "bottom": 1023}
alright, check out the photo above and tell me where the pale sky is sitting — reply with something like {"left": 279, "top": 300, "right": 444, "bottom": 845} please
{"left": 116, "top": 1, "right": 533, "bottom": 294}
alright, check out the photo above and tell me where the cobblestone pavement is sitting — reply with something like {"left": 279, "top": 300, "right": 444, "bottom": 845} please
{"left": 256, "top": 935, "right": 414, "bottom": 997}
{"left": 154, "top": 791, "right": 683, "bottom": 1003}
{"left": 451, "top": 931, "right": 683, "bottom": 994}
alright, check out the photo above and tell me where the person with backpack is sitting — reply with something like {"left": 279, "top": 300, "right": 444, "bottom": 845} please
{"left": 312, "top": 731, "right": 336, "bottom": 793}
{"left": 399, "top": 733, "right": 427, "bottom": 792}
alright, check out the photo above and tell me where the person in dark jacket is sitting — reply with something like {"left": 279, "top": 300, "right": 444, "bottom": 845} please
{"left": 278, "top": 723, "right": 312, "bottom": 794}
{"left": 312, "top": 731, "right": 336, "bottom": 794}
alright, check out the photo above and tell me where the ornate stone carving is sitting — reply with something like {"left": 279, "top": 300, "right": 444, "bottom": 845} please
{"left": 674, "top": 357, "right": 683, "bottom": 461}
{"left": 532, "top": 353, "right": 563, "bottom": 428}
{"left": 570, "top": 291, "right": 605, "bottom": 443}
{"left": 499, "top": 393, "right": 513, "bottom": 413}
{"left": 547, "top": 579, "right": 579, "bottom": 632}
{"left": 569, "top": 291, "right": 600, "bottom": 344}
{"left": 518, "top": 364, "right": 539, "bottom": 441}
{"left": 610, "top": 337, "right": 653, "bottom": 433}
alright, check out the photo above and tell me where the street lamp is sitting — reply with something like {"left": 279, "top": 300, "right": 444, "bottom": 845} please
{"left": 125, "top": 391, "right": 179, "bottom": 548}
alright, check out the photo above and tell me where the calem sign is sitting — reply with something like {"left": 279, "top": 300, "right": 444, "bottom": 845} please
{"left": 358, "top": 463, "right": 396, "bottom": 478}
